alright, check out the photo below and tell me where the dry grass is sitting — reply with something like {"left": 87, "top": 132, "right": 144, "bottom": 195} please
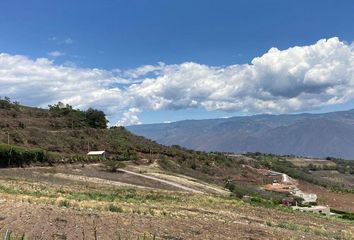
{"left": 287, "top": 157, "right": 337, "bottom": 168}
{"left": 0, "top": 170, "right": 353, "bottom": 240}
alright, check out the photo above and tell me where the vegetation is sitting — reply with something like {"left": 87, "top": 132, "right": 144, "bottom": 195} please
{"left": 0, "top": 143, "right": 59, "bottom": 167}
{"left": 106, "top": 203, "right": 123, "bottom": 212}
{"left": 0, "top": 175, "right": 352, "bottom": 239}
{"left": 103, "top": 159, "right": 126, "bottom": 172}
{"left": 1, "top": 230, "right": 27, "bottom": 240}
{"left": 328, "top": 157, "right": 354, "bottom": 174}
{"left": 0, "top": 96, "right": 20, "bottom": 110}
{"left": 1, "top": 100, "right": 353, "bottom": 239}
{"left": 245, "top": 152, "right": 354, "bottom": 192}
{"left": 48, "top": 102, "right": 108, "bottom": 129}
{"left": 331, "top": 209, "right": 354, "bottom": 221}
{"left": 85, "top": 108, "right": 108, "bottom": 129}
{"left": 225, "top": 181, "right": 289, "bottom": 202}
{"left": 1, "top": 99, "right": 352, "bottom": 200}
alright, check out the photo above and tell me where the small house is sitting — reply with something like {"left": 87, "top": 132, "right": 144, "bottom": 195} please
{"left": 87, "top": 150, "right": 107, "bottom": 158}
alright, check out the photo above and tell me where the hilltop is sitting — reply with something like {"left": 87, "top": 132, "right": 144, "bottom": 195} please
{"left": 0, "top": 98, "right": 182, "bottom": 159}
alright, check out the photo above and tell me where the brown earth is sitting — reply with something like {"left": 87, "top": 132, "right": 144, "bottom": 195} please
{"left": 298, "top": 181, "right": 354, "bottom": 212}
{"left": 0, "top": 194, "right": 353, "bottom": 240}
{"left": 0, "top": 165, "right": 353, "bottom": 240}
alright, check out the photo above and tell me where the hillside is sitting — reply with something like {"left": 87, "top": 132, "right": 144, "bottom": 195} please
{"left": 128, "top": 109, "right": 354, "bottom": 159}
{"left": 0, "top": 99, "right": 181, "bottom": 159}
{"left": 1, "top": 99, "right": 353, "bottom": 192}
{"left": 0, "top": 100, "right": 354, "bottom": 239}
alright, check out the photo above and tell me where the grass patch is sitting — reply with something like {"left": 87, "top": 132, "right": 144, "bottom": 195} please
{"left": 1, "top": 230, "right": 28, "bottom": 240}
{"left": 331, "top": 208, "right": 354, "bottom": 221}
{"left": 106, "top": 203, "right": 123, "bottom": 212}
{"left": 57, "top": 198, "right": 70, "bottom": 208}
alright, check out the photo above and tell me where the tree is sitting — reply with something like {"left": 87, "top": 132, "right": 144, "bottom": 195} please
{"left": 85, "top": 108, "right": 108, "bottom": 129}
{"left": 0, "top": 96, "right": 12, "bottom": 109}
{"left": 48, "top": 102, "right": 73, "bottom": 116}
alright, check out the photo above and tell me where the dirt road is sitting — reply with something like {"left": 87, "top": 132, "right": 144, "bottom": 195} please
{"left": 118, "top": 169, "right": 204, "bottom": 193}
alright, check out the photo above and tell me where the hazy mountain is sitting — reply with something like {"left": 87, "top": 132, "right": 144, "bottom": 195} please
{"left": 128, "top": 109, "right": 354, "bottom": 160}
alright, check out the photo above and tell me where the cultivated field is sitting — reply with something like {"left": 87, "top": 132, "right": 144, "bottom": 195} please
{"left": 0, "top": 163, "right": 353, "bottom": 239}
{"left": 287, "top": 158, "right": 337, "bottom": 168}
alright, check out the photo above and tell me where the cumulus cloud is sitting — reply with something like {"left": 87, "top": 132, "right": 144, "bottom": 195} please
{"left": 48, "top": 51, "right": 65, "bottom": 57}
{"left": 0, "top": 53, "right": 128, "bottom": 116}
{"left": 1, "top": 37, "right": 354, "bottom": 125}
{"left": 115, "top": 108, "right": 142, "bottom": 126}
{"left": 126, "top": 37, "right": 354, "bottom": 113}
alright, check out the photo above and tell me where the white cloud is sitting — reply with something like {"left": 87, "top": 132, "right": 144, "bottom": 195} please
{"left": 0, "top": 53, "right": 128, "bottom": 118}
{"left": 48, "top": 37, "right": 73, "bottom": 45}
{"left": 64, "top": 38, "right": 73, "bottom": 44}
{"left": 126, "top": 37, "right": 354, "bottom": 113}
{"left": 123, "top": 62, "right": 165, "bottom": 78}
{"left": 1, "top": 37, "right": 354, "bottom": 125}
{"left": 48, "top": 51, "right": 65, "bottom": 57}
{"left": 115, "top": 108, "right": 142, "bottom": 126}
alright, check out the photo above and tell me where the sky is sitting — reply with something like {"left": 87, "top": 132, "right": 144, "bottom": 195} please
{"left": 1, "top": 0, "right": 354, "bottom": 125}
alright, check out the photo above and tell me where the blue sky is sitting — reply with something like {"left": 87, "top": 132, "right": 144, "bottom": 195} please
{"left": 1, "top": 0, "right": 354, "bottom": 125}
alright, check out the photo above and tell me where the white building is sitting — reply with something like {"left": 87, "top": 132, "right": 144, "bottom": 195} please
{"left": 87, "top": 150, "right": 107, "bottom": 158}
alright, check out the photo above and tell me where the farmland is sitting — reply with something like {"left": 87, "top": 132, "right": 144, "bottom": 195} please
{"left": 0, "top": 101, "right": 354, "bottom": 239}
{"left": 0, "top": 162, "right": 353, "bottom": 240}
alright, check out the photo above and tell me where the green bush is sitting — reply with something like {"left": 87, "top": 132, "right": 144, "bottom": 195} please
{"left": 106, "top": 204, "right": 123, "bottom": 212}
{"left": 103, "top": 159, "right": 126, "bottom": 172}
{"left": 0, "top": 143, "right": 59, "bottom": 167}
{"left": 331, "top": 209, "right": 354, "bottom": 221}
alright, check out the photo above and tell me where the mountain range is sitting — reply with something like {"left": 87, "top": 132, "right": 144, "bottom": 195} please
{"left": 128, "top": 109, "right": 354, "bottom": 160}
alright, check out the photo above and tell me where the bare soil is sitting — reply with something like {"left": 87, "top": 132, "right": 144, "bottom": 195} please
{"left": 298, "top": 181, "right": 354, "bottom": 212}
{"left": 0, "top": 164, "right": 353, "bottom": 239}
{"left": 0, "top": 194, "right": 352, "bottom": 240}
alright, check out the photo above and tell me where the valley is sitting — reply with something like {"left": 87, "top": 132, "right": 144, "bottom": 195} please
{"left": 0, "top": 101, "right": 353, "bottom": 239}
{"left": 128, "top": 110, "right": 354, "bottom": 160}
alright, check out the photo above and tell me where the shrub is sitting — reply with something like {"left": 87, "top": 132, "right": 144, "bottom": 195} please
{"left": 57, "top": 199, "right": 70, "bottom": 208}
{"left": 331, "top": 209, "right": 354, "bottom": 221}
{"left": 107, "top": 204, "right": 123, "bottom": 212}
{"left": 103, "top": 159, "right": 126, "bottom": 172}
{"left": 0, "top": 144, "right": 59, "bottom": 167}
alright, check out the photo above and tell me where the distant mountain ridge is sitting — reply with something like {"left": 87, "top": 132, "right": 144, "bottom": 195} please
{"left": 127, "top": 109, "right": 354, "bottom": 160}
